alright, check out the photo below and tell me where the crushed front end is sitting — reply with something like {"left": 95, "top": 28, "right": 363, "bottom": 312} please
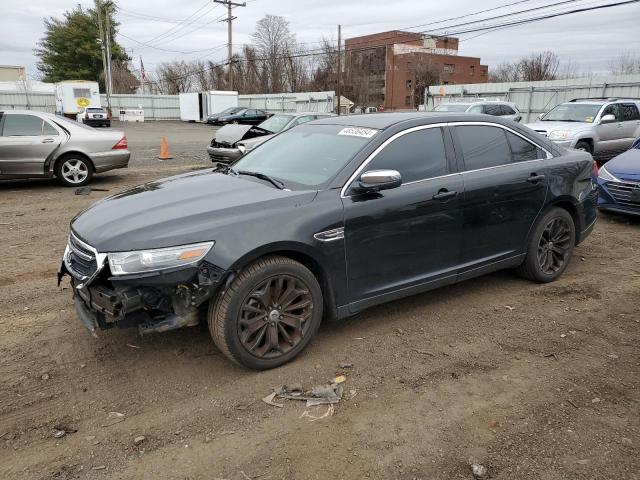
{"left": 58, "top": 232, "right": 226, "bottom": 336}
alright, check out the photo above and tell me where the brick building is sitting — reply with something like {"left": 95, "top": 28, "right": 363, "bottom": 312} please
{"left": 344, "top": 31, "right": 488, "bottom": 110}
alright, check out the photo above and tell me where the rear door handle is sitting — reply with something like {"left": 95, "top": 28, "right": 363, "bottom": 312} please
{"left": 41, "top": 138, "right": 55, "bottom": 143}
{"left": 432, "top": 189, "right": 457, "bottom": 201}
{"left": 527, "top": 173, "right": 546, "bottom": 183}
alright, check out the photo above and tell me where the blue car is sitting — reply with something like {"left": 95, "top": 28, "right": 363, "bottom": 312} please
{"left": 597, "top": 139, "right": 640, "bottom": 216}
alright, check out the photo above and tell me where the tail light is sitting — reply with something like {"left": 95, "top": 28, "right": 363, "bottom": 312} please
{"left": 112, "top": 135, "right": 128, "bottom": 150}
{"left": 85, "top": 112, "right": 89, "bottom": 119}
{"left": 593, "top": 160, "right": 599, "bottom": 177}
{"left": 107, "top": 110, "right": 112, "bottom": 119}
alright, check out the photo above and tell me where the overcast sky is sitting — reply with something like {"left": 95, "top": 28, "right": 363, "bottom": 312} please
{"left": 1, "top": 0, "right": 639, "bottom": 79}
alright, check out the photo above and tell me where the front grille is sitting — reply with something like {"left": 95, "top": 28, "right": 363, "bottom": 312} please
{"left": 605, "top": 180, "right": 640, "bottom": 208}
{"left": 67, "top": 233, "right": 98, "bottom": 279}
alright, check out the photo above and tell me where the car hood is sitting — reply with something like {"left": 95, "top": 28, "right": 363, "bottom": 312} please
{"left": 213, "top": 124, "right": 272, "bottom": 146}
{"left": 605, "top": 149, "right": 640, "bottom": 180}
{"left": 71, "top": 169, "right": 316, "bottom": 252}
{"left": 239, "top": 134, "right": 274, "bottom": 149}
{"left": 524, "top": 121, "right": 591, "bottom": 133}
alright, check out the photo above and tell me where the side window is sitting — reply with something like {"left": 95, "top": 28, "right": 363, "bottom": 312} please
{"left": 506, "top": 131, "right": 542, "bottom": 162}
{"left": 484, "top": 104, "right": 502, "bottom": 116}
{"left": 367, "top": 128, "right": 448, "bottom": 183}
{"left": 467, "top": 105, "right": 483, "bottom": 113}
{"left": 501, "top": 105, "right": 516, "bottom": 115}
{"left": 601, "top": 104, "right": 622, "bottom": 121}
{"left": 456, "top": 125, "right": 512, "bottom": 170}
{"left": 43, "top": 120, "right": 59, "bottom": 136}
{"left": 621, "top": 103, "right": 640, "bottom": 121}
{"left": 2, "top": 114, "right": 44, "bottom": 136}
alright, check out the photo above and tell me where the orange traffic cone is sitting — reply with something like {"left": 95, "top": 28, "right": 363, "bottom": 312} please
{"left": 158, "top": 136, "right": 173, "bottom": 160}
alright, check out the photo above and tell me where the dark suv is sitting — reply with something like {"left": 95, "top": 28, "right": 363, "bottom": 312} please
{"left": 59, "top": 113, "right": 597, "bottom": 370}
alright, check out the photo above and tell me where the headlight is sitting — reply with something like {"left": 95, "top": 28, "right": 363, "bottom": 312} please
{"left": 108, "top": 241, "right": 214, "bottom": 275}
{"left": 598, "top": 165, "right": 619, "bottom": 182}
{"left": 548, "top": 130, "right": 573, "bottom": 141}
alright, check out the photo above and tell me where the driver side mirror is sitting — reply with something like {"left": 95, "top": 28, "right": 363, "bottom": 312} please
{"left": 537, "top": 113, "right": 544, "bottom": 121}
{"left": 355, "top": 170, "right": 402, "bottom": 193}
{"left": 599, "top": 114, "right": 616, "bottom": 124}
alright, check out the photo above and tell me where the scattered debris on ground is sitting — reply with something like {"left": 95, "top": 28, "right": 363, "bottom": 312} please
{"left": 471, "top": 463, "right": 489, "bottom": 479}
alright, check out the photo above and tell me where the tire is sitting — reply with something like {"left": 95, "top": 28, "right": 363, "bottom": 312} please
{"left": 574, "top": 140, "right": 592, "bottom": 153}
{"left": 209, "top": 255, "right": 323, "bottom": 370}
{"left": 55, "top": 155, "right": 93, "bottom": 187}
{"left": 517, "top": 207, "right": 576, "bottom": 283}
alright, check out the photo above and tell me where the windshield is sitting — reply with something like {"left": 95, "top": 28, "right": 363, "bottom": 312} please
{"left": 257, "top": 114, "right": 294, "bottom": 133}
{"left": 217, "top": 107, "right": 244, "bottom": 116}
{"left": 433, "top": 104, "right": 470, "bottom": 112}
{"left": 542, "top": 103, "right": 601, "bottom": 122}
{"left": 231, "top": 124, "right": 376, "bottom": 189}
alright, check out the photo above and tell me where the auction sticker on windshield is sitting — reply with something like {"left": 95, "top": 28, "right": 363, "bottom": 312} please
{"left": 338, "top": 127, "right": 379, "bottom": 138}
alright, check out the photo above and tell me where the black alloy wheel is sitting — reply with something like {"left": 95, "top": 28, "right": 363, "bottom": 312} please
{"left": 238, "top": 275, "right": 313, "bottom": 358}
{"left": 517, "top": 207, "right": 575, "bottom": 283}
{"left": 537, "top": 217, "right": 572, "bottom": 275}
{"left": 209, "top": 255, "right": 323, "bottom": 369}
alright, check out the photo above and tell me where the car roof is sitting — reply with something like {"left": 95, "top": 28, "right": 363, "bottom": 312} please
{"left": 312, "top": 112, "right": 488, "bottom": 129}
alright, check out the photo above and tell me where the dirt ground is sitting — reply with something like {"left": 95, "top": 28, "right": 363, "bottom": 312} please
{"left": 1, "top": 123, "right": 639, "bottom": 479}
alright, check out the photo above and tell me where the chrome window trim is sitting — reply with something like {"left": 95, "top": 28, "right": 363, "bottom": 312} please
{"left": 341, "top": 123, "right": 447, "bottom": 198}
{"left": 341, "top": 121, "right": 552, "bottom": 198}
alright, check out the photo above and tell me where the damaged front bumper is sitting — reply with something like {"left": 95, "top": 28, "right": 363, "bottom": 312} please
{"left": 58, "top": 235, "right": 227, "bottom": 336}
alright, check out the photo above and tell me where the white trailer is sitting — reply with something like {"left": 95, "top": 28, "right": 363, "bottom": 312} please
{"left": 179, "top": 90, "right": 238, "bottom": 122}
{"left": 55, "top": 80, "right": 101, "bottom": 117}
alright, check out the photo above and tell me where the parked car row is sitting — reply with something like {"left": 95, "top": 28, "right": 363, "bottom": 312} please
{"left": 205, "top": 107, "right": 271, "bottom": 126}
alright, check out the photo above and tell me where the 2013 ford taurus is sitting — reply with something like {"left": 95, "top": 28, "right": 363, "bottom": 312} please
{"left": 58, "top": 113, "right": 597, "bottom": 370}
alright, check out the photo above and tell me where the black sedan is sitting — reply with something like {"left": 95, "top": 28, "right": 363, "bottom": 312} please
{"left": 59, "top": 113, "right": 597, "bottom": 370}
{"left": 207, "top": 108, "right": 270, "bottom": 126}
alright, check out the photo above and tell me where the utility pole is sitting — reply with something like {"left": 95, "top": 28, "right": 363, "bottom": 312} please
{"left": 337, "top": 24, "right": 341, "bottom": 115}
{"left": 96, "top": 1, "right": 110, "bottom": 110}
{"left": 104, "top": 1, "right": 114, "bottom": 112}
{"left": 214, "top": 0, "right": 246, "bottom": 91}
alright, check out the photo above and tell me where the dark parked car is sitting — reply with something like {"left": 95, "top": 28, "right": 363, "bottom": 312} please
{"left": 597, "top": 141, "right": 640, "bottom": 216}
{"left": 59, "top": 113, "right": 597, "bottom": 369}
{"left": 207, "top": 112, "right": 335, "bottom": 163}
{"left": 205, "top": 107, "right": 246, "bottom": 125}
{"left": 207, "top": 108, "right": 270, "bottom": 126}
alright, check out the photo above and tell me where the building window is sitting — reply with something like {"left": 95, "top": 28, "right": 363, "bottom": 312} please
{"left": 405, "top": 95, "right": 412, "bottom": 106}
{"left": 443, "top": 64, "right": 455, "bottom": 73}
{"left": 470, "top": 65, "right": 475, "bottom": 76}
{"left": 406, "top": 61, "right": 413, "bottom": 71}
{"left": 406, "top": 79, "right": 412, "bottom": 90}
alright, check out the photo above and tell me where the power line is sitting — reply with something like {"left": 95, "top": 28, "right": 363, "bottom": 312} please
{"left": 136, "top": 0, "right": 640, "bottom": 87}
{"left": 143, "top": 1, "right": 216, "bottom": 44}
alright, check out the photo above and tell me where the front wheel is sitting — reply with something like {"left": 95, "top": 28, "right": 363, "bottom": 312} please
{"left": 209, "top": 256, "right": 323, "bottom": 370}
{"left": 574, "top": 140, "right": 592, "bottom": 153}
{"left": 517, "top": 207, "right": 575, "bottom": 283}
{"left": 55, "top": 156, "right": 93, "bottom": 187}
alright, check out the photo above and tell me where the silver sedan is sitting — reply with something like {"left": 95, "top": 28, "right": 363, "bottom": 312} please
{"left": 0, "top": 110, "right": 130, "bottom": 186}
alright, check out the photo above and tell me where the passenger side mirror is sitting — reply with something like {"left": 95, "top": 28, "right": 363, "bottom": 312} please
{"left": 599, "top": 114, "right": 616, "bottom": 124}
{"left": 356, "top": 170, "right": 402, "bottom": 193}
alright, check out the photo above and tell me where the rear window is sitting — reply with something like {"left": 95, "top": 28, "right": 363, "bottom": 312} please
{"left": 434, "top": 104, "right": 469, "bottom": 112}
{"left": 506, "top": 131, "right": 542, "bottom": 161}
{"left": 87, "top": 108, "right": 105, "bottom": 112}
{"left": 455, "top": 125, "right": 512, "bottom": 170}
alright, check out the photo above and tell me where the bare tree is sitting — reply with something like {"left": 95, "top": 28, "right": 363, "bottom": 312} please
{"left": 156, "top": 61, "right": 193, "bottom": 94}
{"left": 609, "top": 51, "right": 640, "bottom": 75}
{"left": 309, "top": 37, "right": 338, "bottom": 92}
{"left": 252, "top": 15, "right": 295, "bottom": 93}
{"left": 110, "top": 60, "right": 139, "bottom": 93}
{"left": 488, "top": 51, "right": 561, "bottom": 82}
{"left": 412, "top": 57, "right": 440, "bottom": 108}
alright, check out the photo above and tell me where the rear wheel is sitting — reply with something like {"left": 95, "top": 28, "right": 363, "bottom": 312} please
{"left": 55, "top": 155, "right": 93, "bottom": 187}
{"left": 517, "top": 207, "right": 575, "bottom": 283}
{"left": 209, "top": 256, "right": 323, "bottom": 370}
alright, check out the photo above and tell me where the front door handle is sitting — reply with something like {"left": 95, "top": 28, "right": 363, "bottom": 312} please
{"left": 432, "top": 189, "right": 457, "bottom": 201}
{"left": 41, "top": 138, "right": 55, "bottom": 143}
{"left": 527, "top": 173, "right": 546, "bottom": 183}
